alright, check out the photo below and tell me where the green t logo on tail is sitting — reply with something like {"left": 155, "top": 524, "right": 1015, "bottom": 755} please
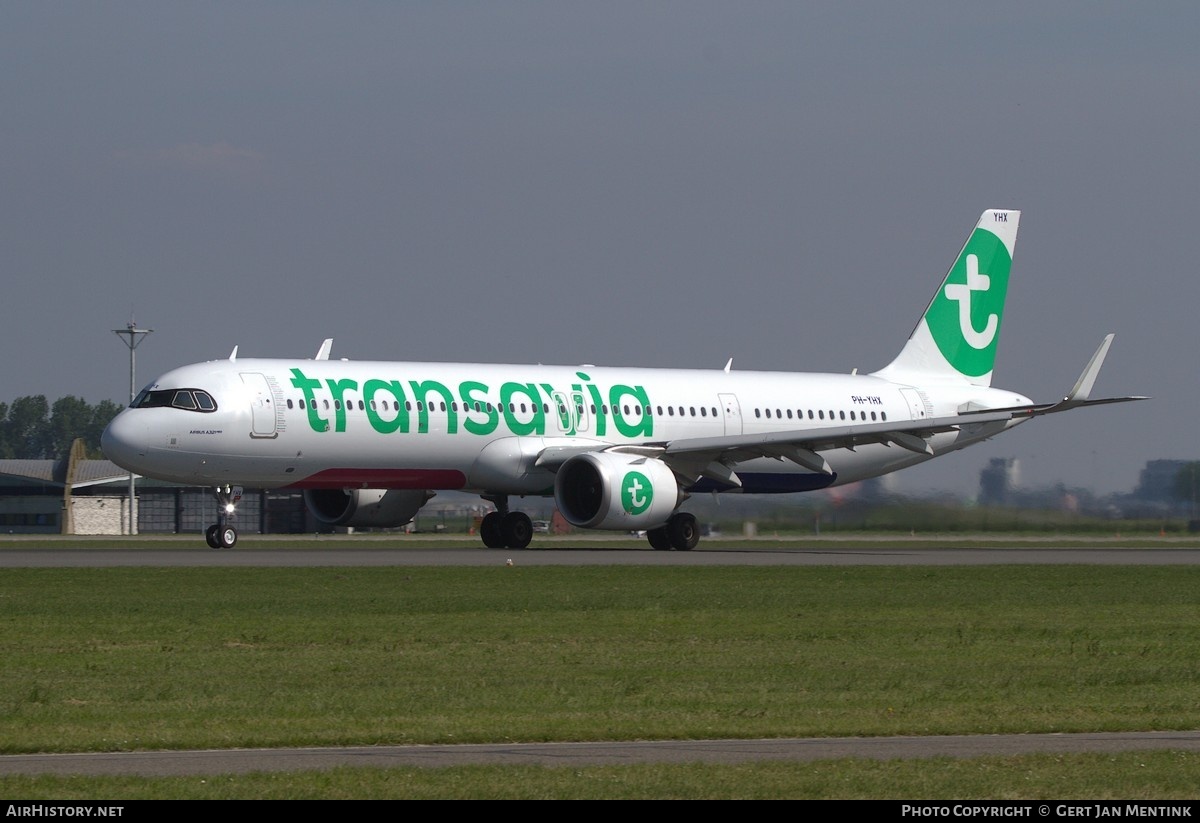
{"left": 924, "top": 225, "right": 1012, "bottom": 378}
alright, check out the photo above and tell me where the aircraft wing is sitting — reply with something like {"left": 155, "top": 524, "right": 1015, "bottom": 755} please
{"left": 655, "top": 335, "right": 1146, "bottom": 486}
{"left": 533, "top": 335, "right": 1145, "bottom": 488}
{"left": 651, "top": 411, "right": 1017, "bottom": 486}
{"left": 534, "top": 411, "right": 1016, "bottom": 487}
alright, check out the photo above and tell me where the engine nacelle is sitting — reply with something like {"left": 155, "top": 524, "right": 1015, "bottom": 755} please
{"left": 303, "top": 488, "right": 433, "bottom": 528}
{"left": 554, "top": 452, "right": 680, "bottom": 530}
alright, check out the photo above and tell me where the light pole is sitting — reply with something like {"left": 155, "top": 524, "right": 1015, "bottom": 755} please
{"left": 112, "top": 321, "right": 152, "bottom": 535}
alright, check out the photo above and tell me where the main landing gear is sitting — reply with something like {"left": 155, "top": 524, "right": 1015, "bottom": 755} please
{"left": 204, "top": 485, "right": 241, "bottom": 549}
{"left": 645, "top": 512, "right": 699, "bottom": 551}
{"left": 479, "top": 494, "right": 533, "bottom": 549}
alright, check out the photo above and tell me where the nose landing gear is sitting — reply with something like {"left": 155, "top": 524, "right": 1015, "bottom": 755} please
{"left": 205, "top": 485, "right": 242, "bottom": 549}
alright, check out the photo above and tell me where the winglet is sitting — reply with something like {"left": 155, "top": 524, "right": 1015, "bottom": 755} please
{"left": 1061, "top": 333, "right": 1114, "bottom": 406}
{"left": 315, "top": 339, "right": 333, "bottom": 361}
{"left": 959, "top": 333, "right": 1147, "bottom": 419}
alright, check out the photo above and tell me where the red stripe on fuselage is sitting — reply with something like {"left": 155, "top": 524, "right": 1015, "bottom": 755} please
{"left": 287, "top": 468, "right": 467, "bottom": 489}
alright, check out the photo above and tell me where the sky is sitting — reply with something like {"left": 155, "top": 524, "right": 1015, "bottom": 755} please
{"left": 1, "top": 2, "right": 1195, "bottom": 497}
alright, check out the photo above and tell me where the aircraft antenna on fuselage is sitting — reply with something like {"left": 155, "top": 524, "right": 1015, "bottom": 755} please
{"left": 316, "top": 338, "right": 333, "bottom": 360}
{"left": 228, "top": 346, "right": 238, "bottom": 361}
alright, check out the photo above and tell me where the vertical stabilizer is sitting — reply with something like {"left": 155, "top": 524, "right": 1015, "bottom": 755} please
{"left": 873, "top": 209, "right": 1020, "bottom": 387}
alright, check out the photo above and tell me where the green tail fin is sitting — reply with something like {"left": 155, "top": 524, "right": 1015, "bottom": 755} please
{"left": 873, "top": 209, "right": 1020, "bottom": 387}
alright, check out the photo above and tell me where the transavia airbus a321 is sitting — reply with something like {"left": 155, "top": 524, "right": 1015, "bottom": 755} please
{"left": 102, "top": 210, "right": 1144, "bottom": 550}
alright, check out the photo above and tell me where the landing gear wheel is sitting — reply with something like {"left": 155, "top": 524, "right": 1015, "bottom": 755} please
{"left": 646, "top": 526, "right": 671, "bottom": 551}
{"left": 480, "top": 512, "right": 505, "bottom": 549}
{"left": 667, "top": 512, "right": 699, "bottom": 551}
{"left": 501, "top": 512, "right": 533, "bottom": 549}
{"left": 207, "top": 485, "right": 243, "bottom": 549}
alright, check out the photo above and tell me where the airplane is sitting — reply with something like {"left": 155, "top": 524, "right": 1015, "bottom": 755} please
{"left": 101, "top": 209, "right": 1144, "bottom": 550}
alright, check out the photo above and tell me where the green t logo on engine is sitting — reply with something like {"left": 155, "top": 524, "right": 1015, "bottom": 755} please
{"left": 621, "top": 471, "right": 653, "bottom": 515}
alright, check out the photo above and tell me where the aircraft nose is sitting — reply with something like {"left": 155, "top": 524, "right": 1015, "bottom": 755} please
{"left": 101, "top": 411, "right": 147, "bottom": 472}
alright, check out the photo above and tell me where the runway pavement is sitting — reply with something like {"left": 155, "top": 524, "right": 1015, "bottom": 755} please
{"left": 4, "top": 732, "right": 1200, "bottom": 777}
{"left": 4, "top": 543, "right": 1200, "bottom": 567}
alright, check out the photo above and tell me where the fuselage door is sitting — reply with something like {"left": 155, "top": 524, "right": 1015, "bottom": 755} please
{"left": 899, "top": 388, "right": 929, "bottom": 421}
{"left": 571, "top": 390, "right": 590, "bottom": 434}
{"left": 551, "top": 391, "right": 574, "bottom": 434}
{"left": 719, "top": 393, "right": 743, "bottom": 436}
{"left": 241, "top": 372, "right": 280, "bottom": 438}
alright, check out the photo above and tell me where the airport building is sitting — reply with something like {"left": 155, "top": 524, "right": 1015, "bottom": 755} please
{"left": 0, "top": 454, "right": 308, "bottom": 536}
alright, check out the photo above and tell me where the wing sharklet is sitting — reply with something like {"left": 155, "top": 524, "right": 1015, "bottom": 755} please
{"left": 1061, "top": 333, "right": 1114, "bottom": 406}
{"left": 956, "top": 335, "right": 1147, "bottom": 419}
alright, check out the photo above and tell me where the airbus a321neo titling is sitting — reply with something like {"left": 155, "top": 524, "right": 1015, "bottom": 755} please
{"left": 102, "top": 210, "right": 1144, "bottom": 550}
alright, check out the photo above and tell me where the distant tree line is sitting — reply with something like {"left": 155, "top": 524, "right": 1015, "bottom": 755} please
{"left": 0, "top": 396, "right": 123, "bottom": 459}
{"left": 1174, "top": 462, "right": 1200, "bottom": 510}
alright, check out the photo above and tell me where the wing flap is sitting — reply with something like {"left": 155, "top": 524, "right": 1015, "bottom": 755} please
{"left": 646, "top": 411, "right": 1011, "bottom": 485}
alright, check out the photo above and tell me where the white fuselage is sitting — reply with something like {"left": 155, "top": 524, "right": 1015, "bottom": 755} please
{"left": 101, "top": 357, "right": 1032, "bottom": 496}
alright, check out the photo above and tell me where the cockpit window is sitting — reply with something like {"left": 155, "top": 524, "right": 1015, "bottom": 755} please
{"left": 132, "top": 388, "right": 219, "bottom": 413}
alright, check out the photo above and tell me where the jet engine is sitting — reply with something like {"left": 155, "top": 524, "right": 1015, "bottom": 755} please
{"left": 303, "top": 488, "right": 433, "bottom": 528}
{"left": 554, "top": 452, "right": 680, "bottom": 530}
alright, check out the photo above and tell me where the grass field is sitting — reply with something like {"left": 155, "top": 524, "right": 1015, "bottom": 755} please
{"left": 2, "top": 547, "right": 1198, "bottom": 798}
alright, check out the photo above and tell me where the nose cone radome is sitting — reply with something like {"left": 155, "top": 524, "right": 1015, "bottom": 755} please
{"left": 101, "top": 411, "right": 146, "bottom": 473}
